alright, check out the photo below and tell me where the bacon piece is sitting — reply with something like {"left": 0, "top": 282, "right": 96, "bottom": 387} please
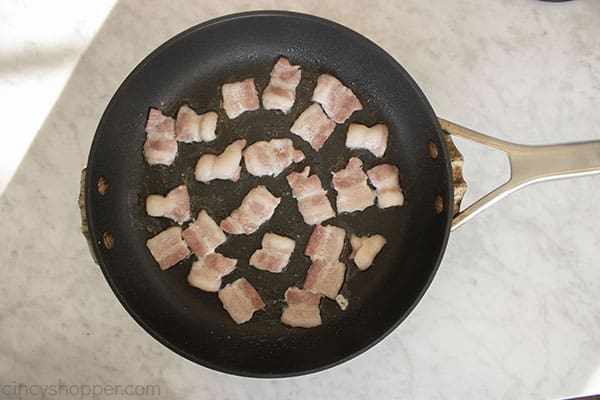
{"left": 143, "top": 108, "right": 177, "bottom": 166}
{"left": 311, "top": 74, "right": 362, "bottom": 123}
{"left": 262, "top": 57, "right": 301, "bottom": 114}
{"left": 304, "top": 224, "right": 346, "bottom": 263}
{"left": 182, "top": 210, "right": 227, "bottom": 258}
{"left": 221, "top": 78, "right": 260, "bottom": 119}
{"left": 146, "top": 226, "right": 190, "bottom": 270}
{"left": 281, "top": 287, "right": 322, "bottom": 328}
{"left": 187, "top": 253, "right": 237, "bottom": 292}
{"left": 335, "top": 294, "right": 349, "bottom": 311}
{"left": 243, "top": 138, "right": 305, "bottom": 177}
{"left": 290, "top": 104, "right": 336, "bottom": 151}
{"left": 286, "top": 167, "right": 334, "bottom": 225}
{"left": 218, "top": 278, "right": 265, "bottom": 324}
{"left": 349, "top": 234, "right": 388, "bottom": 271}
{"left": 175, "top": 104, "right": 217, "bottom": 143}
{"left": 249, "top": 233, "right": 295, "bottom": 273}
{"left": 304, "top": 260, "right": 346, "bottom": 299}
{"left": 367, "top": 164, "right": 404, "bottom": 208}
{"left": 332, "top": 157, "right": 375, "bottom": 213}
{"left": 194, "top": 139, "right": 246, "bottom": 183}
{"left": 145, "top": 185, "right": 190, "bottom": 224}
{"left": 345, "top": 123, "right": 388, "bottom": 158}
{"left": 220, "top": 185, "right": 281, "bottom": 235}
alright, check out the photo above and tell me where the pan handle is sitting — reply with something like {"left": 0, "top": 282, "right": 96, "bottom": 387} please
{"left": 439, "top": 118, "right": 600, "bottom": 230}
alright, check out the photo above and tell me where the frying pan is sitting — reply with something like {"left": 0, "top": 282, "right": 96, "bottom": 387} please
{"left": 80, "top": 11, "right": 600, "bottom": 377}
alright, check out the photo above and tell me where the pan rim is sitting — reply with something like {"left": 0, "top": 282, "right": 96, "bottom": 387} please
{"left": 85, "top": 10, "right": 454, "bottom": 378}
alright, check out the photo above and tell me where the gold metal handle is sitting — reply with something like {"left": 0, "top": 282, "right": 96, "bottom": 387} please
{"left": 439, "top": 118, "right": 600, "bottom": 230}
{"left": 442, "top": 127, "right": 467, "bottom": 217}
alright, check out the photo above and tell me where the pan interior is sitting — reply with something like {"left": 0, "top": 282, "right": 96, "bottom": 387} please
{"left": 86, "top": 12, "right": 452, "bottom": 377}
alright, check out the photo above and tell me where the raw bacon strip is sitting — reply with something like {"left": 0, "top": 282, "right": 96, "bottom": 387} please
{"left": 367, "top": 164, "right": 404, "bottom": 208}
{"left": 182, "top": 210, "right": 227, "bottom": 258}
{"left": 290, "top": 104, "right": 336, "bottom": 151}
{"left": 187, "top": 253, "right": 237, "bottom": 292}
{"left": 304, "top": 224, "right": 346, "bottom": 263}
{"left": 286, "top": 167, "right": 334, "bottom": 225}
{"left": 243, "top": 138, "right": 305, "bottom": 177}
{"left": 332, "top": 157, "right": 375, "bottom": 213}
{"left": 262, "top": 57, "right": 301, "bottom": 114}
{"left": 311, "top": 74, "right": 362, "bottom": 123}
{"left": 146, "top": 226, "right": 190, "bottom": 270}
{"left": 175, "top": 104, "right": 218, "bottom": 143}
{"left": 345, "top": 123, "right": 389, "bottom": 158}
{"left": 220, "top": 185, "right": 281, "bottom": 235}
{"left": 145, "top": 185, "right": 190, "bottom": 224}
{"left": 221, "top": 78, "right": 260, "bottom": 119}
{"left": 303, "top": 260, "right": 346, "bottom": 299}
{"left": 143, "top": 108, "right": 177, "bottom": 166}
{"left": 218, "top": 278, "right": 265, "bottom": 324}
{"left": 249, "top": 233, "right": 295, "bottom": 273}
{"left": 281, "top": 287, "right": 322, "bottom": 328}
{"left": 195, "top": 139, "right": 246, "bottom": 183}
{"left": 349, "top": 234, "right": 388, "bottom": 271}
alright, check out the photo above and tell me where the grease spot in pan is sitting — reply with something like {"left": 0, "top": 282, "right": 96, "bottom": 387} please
{"left": 434, "top": 194, "right": 444, "bottom": 215}
{"left": 428, "top": 139, "right": 438, "bottom": 159}
{"left": 102, "top": 232, "right": 115, "bottom": 249}
{"left": 97, "top": 176, "right": 109, "bottom": 195}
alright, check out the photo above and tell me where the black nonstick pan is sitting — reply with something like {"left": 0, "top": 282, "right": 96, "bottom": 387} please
{"left": 81, "top": 11, "right": 600, "bottom": 377}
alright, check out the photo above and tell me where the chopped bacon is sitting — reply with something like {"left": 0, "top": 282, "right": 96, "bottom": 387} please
{"left": 345, "top": 123, "right": 388, "bottom": 158}
{"left": 304, "top": 260, "right": 346, "bottom": 299}
{"left": 281, "top": 287, "right": 322, "bottom": 328}
{"left": 249, "top": 233, "right": 295, "bottom": 273}
{"left": 367, "top": 164, "right": 404, "bottom": 208}
{"left": 143, "top": 108, "right": 178, "bottom": 166}
{"left": 335, "top": 294, "right": 349, "bottom": 311}
{"left": 304, "top": 224, "right": 346, "bottom": 263}
{"left": 221, "top": 78, "right": 260, "bottom": 119}
{"left": 194, "top": 139, "right": 246, "bottom": 183}
{"left": 243, "top": 138, "right": 305, "bottom": 177}
{"left": 286, "top": 167, "right": 334, "bottom": 225}
{"left": 262, "top": 57, "right": 301, "bottom": 114}
{"left": 145, "top": 185, "right": 190, "bottom": 224}
{"left": 146, "top": 226, "right": 190, "bottom": 270}
{"left": 220, "top": 185, "right": 281, "bottom": 235}
{"left": 332, "top": 157, "right": 375, "bottom": 213}
{"left": 218, "top": 278, "right": 265, "bottom": 324}
{"left": 187, "top": 253, "right": 237, "bottom": 292}
{"left": 290, "top": 104, "right": 336, "bottom": 151}
{"left": 349, "top": 234, "right": 387, "bottom": 271}
{"left": 182, "top": 210, "right": 226, "bottom": 258}
{"left": 175, "top": 104, "right": 217, "bottom": 143}
{"left": 311, "top": 74, "right": 362, "bottom": 123}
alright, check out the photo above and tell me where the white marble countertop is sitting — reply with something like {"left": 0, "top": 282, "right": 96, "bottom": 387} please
{"left": 1, "top": 1, "right": 599, "bottom": 399}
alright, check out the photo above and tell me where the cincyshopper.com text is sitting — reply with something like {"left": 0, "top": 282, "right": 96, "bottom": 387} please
{"left": 0, "top": 380, "right": 160, "bottom": 399}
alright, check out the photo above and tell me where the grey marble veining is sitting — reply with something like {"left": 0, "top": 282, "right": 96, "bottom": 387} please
{"left": 1, "top": 1, "right": 599, "bottom": 399}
